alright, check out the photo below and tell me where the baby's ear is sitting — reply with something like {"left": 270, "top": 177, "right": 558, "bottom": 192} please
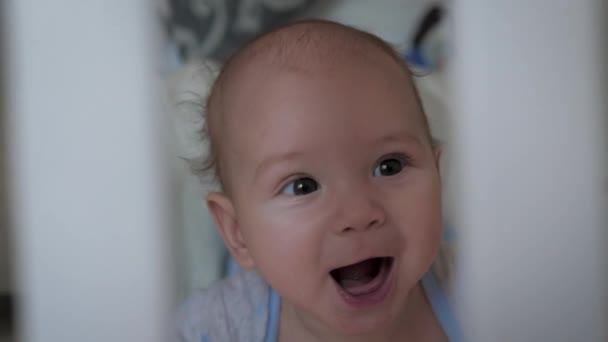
{"left": 206, "top": 192, "right": 255, "bottom": 269}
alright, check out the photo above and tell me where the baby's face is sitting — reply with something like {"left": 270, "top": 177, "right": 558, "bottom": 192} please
{"left": 213, "top": 57, "right": 442, "bottom": 335}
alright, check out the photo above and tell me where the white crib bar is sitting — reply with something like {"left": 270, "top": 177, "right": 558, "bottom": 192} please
{"left": 451, "top": 0, "right": 607, "bottom": 341}
{"left": 5, "top": 1, "right": 174, "bottom": 341}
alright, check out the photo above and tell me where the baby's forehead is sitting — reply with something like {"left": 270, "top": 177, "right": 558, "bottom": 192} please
{"left": 213, "top": 21, "right": 417, "bottom": 127}
{"left": 222, "top": 21, "right": 407, "bottom": 86}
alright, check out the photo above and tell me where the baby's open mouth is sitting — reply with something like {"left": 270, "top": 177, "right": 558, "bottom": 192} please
{"left": 330, "top": 257, "right": 394, "bottom": 297}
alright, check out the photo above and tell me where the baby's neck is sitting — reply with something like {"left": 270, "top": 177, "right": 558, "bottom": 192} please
{"left": 277, "top": 281, "right": 447, "bottom": 342}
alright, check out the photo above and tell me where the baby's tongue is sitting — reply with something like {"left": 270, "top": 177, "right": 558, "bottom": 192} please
{"left": 333, "top": 258, "right": 380, "bottom": 289}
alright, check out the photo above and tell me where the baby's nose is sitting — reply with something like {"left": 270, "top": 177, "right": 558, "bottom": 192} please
{"left": 332, "top": 188, "right": 386, "bottom": 235}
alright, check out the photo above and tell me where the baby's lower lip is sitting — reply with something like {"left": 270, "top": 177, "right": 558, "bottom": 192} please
{"left": 332, "top": 258, "right": 395, "bottom": 309}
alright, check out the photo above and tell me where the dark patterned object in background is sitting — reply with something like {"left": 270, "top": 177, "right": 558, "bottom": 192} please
{"left": 163, "top": 0, "right": 316, "bottom": 62}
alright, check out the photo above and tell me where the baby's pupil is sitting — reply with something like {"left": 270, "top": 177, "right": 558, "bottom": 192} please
{"left": 294, "top": 177, "right": 318, "bottom": 195}
{"left": 380, "top": 159, "right": 402, "bottom": 176}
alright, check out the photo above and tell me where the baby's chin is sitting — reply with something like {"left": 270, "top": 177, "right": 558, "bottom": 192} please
{"left": 276, "top": 285, "right": 399, "bottom": 338}
{"left": 327, "top": 308, "right": 398, "bottom": 336}
{"left": 289, "top": 285, "right": 409, "bottom": 338}
{"left": 273, "top": 257, "right": 427, "bottom": 337}
{"left": 317, "top": 284, "right": 417, "bottom": 338}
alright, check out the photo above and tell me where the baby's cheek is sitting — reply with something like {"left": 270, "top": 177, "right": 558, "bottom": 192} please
{"left": 412, "top": 210, "right": 442, "bottom": 271}
{"left": 244, "top": 211, "right": 323, "bottom": 290}
{"left": 390, "top": 181, "right": 442, "bottom": 268}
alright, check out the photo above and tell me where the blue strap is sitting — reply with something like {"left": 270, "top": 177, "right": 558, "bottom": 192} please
{"left": 421, "top": 272, "right": 464, "bottom": 342}
{"left": 264, "top": 288, "right": 281, "bottom": 342}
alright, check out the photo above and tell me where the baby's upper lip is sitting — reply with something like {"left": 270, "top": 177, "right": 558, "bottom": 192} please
{"left": 328, "top": 255, "right": 393, "bottom": 272}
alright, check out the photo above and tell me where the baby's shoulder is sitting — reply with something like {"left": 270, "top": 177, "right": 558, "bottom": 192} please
{"left": 175, "top": 270, "right": 270, "bottom": 342}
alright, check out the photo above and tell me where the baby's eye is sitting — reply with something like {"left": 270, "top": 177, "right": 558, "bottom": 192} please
{"left": 281, "top": 177, "right": 319, "bottom": 196}
{"left": 373, "top": 157, "right": 405, "bottom": 177}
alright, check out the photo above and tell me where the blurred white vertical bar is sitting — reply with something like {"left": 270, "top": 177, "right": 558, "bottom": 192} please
{"left": 6, "top": 1, "right": 174, "bottom": 342}
{"left": 451, "top": 1, "right": 607, "bottom": 341}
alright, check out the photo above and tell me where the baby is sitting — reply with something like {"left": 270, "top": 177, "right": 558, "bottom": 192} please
{"left": 177, "top": 20, "right": 460, "bottom": 342}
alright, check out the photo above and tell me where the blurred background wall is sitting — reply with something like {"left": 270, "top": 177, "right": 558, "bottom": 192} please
{"left": 0, "top": 0, "right": 11, "bottom": 295}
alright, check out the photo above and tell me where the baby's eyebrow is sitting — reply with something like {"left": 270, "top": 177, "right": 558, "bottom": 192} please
{"left": 374, "top": 131, "right": 424, "bottom": 146}
{"left": 253, "top": 150, "right": 306, "bottom": 182}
